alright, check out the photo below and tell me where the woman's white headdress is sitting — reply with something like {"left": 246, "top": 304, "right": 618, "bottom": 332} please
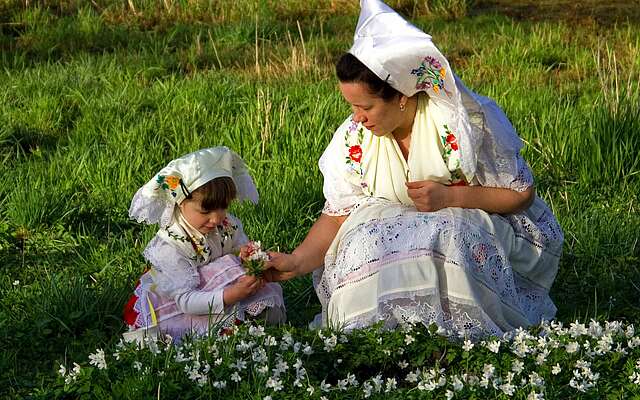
{"left": 349, "top": 0, "right": 524, "bottom": 185}
{"left": 129, "top": 146, "right": 259, "bottom": 227}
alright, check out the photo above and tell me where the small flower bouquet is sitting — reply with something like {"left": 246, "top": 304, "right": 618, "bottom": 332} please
{"left": 241, "top": 241, "right": 269, "bottom": 277}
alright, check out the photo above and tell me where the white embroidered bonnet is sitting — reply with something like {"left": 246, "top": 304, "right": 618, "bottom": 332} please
{"left": 348, "top": 0, "right": 523, "bottom": 182}
{"left": 129, "top": 146, "right": 259, "bottom": 227}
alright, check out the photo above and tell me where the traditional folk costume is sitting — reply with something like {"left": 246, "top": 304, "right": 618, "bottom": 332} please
{"left": 313, "top": 0, "right": 563, "bottom": 338}
{"left": 123, "top": 147, "right": 285, "bottom": 343}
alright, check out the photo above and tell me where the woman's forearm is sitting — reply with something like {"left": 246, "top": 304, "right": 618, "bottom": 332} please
{"left": 291, "top": 213, "right": 346, "bottom": 276}
{"left": 448, "top": 185, "right": 535, "bottom": 214}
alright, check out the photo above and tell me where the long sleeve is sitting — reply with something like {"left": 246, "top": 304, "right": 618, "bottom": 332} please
{"left": 174, "top": 288, "right": 225, "bottom": 315}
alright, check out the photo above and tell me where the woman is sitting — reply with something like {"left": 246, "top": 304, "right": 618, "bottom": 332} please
{"left": 266, "top": 0, "right": 563, "bottom": 338}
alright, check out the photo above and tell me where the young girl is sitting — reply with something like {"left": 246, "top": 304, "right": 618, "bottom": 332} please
{"left": 123, "top": 147, "right": 285, "bottom": 343}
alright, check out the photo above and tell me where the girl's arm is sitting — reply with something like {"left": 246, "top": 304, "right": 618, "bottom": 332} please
{"left": 265, "top": 213, "right": 347, "bottom": 280}
{"left": 406, "top": 180, "right": 535, "bottom": 214}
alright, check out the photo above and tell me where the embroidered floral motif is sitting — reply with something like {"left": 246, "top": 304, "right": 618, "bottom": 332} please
{"left": 441, "top": 125, "right": 465, "bottom": 185}
{"left": 217, "top": 217, "right": 237, "bottom": 248}
{"left": 348, "top": 145, "right": 363, "bottom": 163}
{"left": 344, "top": 118, "right": 372, "bottom": 195}
{"left": 166, "top": 228, "right": 211, "bottom": 263}
{"left": 410, "top": 56, "right": 451, "bottom": 97}
{"left": 156, "top": 175, "right": 182, "bottom": 198}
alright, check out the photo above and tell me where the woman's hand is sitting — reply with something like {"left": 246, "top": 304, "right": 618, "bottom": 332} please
{"left": 223, "top": 275, "right": 265, "bottom": 305}
{"left": 261, "top": 252, "right": 300, "bottom": 282}
{"left": 406, "top": 180, "right": 452, "bottom": 212}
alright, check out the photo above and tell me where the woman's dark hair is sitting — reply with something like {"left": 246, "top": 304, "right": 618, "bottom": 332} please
{"left": 189, "top": 176, "right": 237, "bottom": 211}
{"left": 335, "top": 53, "right": 401, "bottom": 101}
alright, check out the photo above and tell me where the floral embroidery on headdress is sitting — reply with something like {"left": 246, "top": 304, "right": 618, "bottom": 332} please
{"left": 410, "top": 56, "right": 451, "bottom": 97}
{"left": 156, "top": 175, "right": 182, "bottom": 198}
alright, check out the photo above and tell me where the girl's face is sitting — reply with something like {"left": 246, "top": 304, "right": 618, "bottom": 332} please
{"left": 179, "top": 194, "right": 227, "bottom": 235}
{"left": 339, "top": 81, "right": 405, "bottom": 136}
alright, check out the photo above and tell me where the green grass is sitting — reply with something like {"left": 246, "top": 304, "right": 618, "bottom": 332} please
{"left": 1, "top": 0, "right": 639, "bottom": 397}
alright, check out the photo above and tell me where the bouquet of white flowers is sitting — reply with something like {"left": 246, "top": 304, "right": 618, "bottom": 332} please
{"left": 240, "top": 241, "right": 269, "bottom": 277}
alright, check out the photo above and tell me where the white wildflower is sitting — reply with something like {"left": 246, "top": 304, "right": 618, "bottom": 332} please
{"left": 323, "top": 335, "right": 338, "bottom": 352}
{"left": 486, "top": 340, "right": 501, "bottom": 353}
{"left": 372, "top": 374, "right": 383, "bottom": 392}
{"left": 263, "top": 397, "right": 272, "bottom": 400}
{"left": 630, "top": 371, "right": 640, "bottom": 385}
{"left": 252, "top": 347, "right": 268, "bottom": 364}
{"left": 307, "top": 386, "right": 315, "bottom": 395}
{"left": 452, "top": 375, "right": 464, "bottom": 391}
{"left": 274, "top": 359, "right": 289, "bottom": 375}
{"left": 236, "top": 340, "right": 254, "bottom": 353}
{"left": 535, "top": 349, "right": 549, "bottom": 365}
{"left": 405, "top": 334, "right": 415, "bottom": 345}
{"left": 256, "top": 364, "right": 269, "bottom": 375}
{"left": 266, "top": 377, "right": 283, "bottom": 392}
{"left": 625, "top": 324, "right": 635, "bottom": 338}
{"left": 302, "top": 343, "right": 313, "bottom": 355}
{"left": 398, "top": 360, "right": 409, "bottom": 369}
{"left": 212, "top": 380, "right": 227, "bottom": 389}
{"left": 528, "top": 372, "right": 544, "bottom": 388}
{"left": 527, "top": 391, "right": 544, "bottom": 400}
{"left": 230, "top": 372, "right": 241, "bottom": 383}
{"left": 628, "top": 337, "right": 640, "bottom": 349}
{"left": 565, "top": 341, "right": 579, "bottom": 353}
{"left": 347, "top": 373, "right": 358, "bottom": 386}
{"left": 231, "top": 359, "right": 247, "bottom": 371}
{"left": 337, "top": 379, "right": 348, "bottom": 391}
{"left": 363, "top": 382, "right": 373, "bottom": 398}
{"left": 58, "top": 364, "right": 66, "bottom": 377}
{"left": 88, "top": 349, "right": 107, "bottom": 370}
{"left": 511, "top": 359, "right": 524, "bottom": 374}
{"left": 406, "top": 370, "right": 419, "bottom": 383}
{"left": 462, "top": 339, "right": 474, "bottom": 352}
{"left": 499, "top": 382, "right": 516, "bottom": 396}
{"left": 483, "top": 363, "right": 495, "bottom": 379}
{"left": 12, "top": 280, "right": 19, "bottom": 286}
{"left": 569, "top": 321, "right": 588, "bottom": 337}
{"left": 281, "top": 332, "right": 294, "bottom": 350}
{"left": 551, "top": 364, "right": 562, "bottom": 375}
{"left": 264, "top": 335, "right": 277, "bottom": 347}
{"left": 248, "top": 325, "right": 265, "bottom": 337}
{"left": 214, "top": 357, "right": 223, "bottom": 366}
{"left": 445, "top": 389, "right": 454, "bottom": 399}
{"left": 385, "top": 377, "right": 397, "bottom": 392}
{"left": 320, "top": 379, "right": 331, "bottom": 392}
{"left": 133, "top": 361, "right": 142, "bottom": 371}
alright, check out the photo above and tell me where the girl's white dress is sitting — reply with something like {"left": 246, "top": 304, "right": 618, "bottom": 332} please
{"left": 314, "top": 94, "right": 563, "bottom": 338}
{"left": 124, "top": 213, "right": 285, "bottom": 342}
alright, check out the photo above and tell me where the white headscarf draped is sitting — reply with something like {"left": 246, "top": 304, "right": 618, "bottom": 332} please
{"left": 349, "top": 0, "right": 524, "bottom": 186}
{"left": 129, "top": 146, "right": 258, "bottom": 228}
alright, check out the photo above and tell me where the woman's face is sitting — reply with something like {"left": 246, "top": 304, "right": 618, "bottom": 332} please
{"left": 339, "top": 81, "right": 404, "bottom": 136}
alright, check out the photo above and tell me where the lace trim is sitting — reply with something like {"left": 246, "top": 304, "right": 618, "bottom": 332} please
{"left": 322, "top": 201, "right": 353, "bottom": 216}
{"left": 317, "top": 207, "right": 560, "bottom": 338}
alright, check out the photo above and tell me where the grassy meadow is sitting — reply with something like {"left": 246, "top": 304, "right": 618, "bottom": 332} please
{"left": 1, "top": 0, "right": 639, "bottom": 398}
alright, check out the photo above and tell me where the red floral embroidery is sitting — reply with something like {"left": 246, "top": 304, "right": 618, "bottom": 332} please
{"left": 446, "top": 133, "right": 458, "bottom": 151}
{"left": 349, "top": 145, "right": 363, "bottom": 163}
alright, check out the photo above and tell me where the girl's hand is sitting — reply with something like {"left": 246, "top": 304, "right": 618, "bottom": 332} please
{"left": 238, "top": 244, "right": 250, "bottom": 260}
{"left": 223, "top": 275, "right": 265, "bottom": 305}
{"left": 406, "top": 180, "right": 452, "bottom": 212}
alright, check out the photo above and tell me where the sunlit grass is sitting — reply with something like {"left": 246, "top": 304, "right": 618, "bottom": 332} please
{"left": 1, "top": 0, "right": 639, "bottom": 397}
